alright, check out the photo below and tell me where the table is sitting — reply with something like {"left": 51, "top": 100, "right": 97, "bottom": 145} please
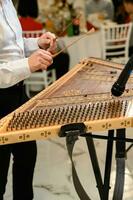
{"left": 61, "top": 30, "right": 102, "bottom": 69}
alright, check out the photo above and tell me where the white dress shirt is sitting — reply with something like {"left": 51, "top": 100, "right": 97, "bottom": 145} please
{"left": 0, "top": 0, "right": 39, "bottom": 88}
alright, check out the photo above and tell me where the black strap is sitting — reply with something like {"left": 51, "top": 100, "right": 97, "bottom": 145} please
{"left": 66, "top": 133, "right": 91, "bottom": 200}
{"left": 113, "top": 158, "right": 125, "bottom": 200}
{"left": 113, "top": 129, "right": 126, "bottom": 200}
{"left": 60, "top": 125, "right": 126, "bottom": 200}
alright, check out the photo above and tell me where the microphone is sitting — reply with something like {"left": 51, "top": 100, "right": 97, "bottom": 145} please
{"left": 111, "top": 55, "right": 133, "bottom": 97}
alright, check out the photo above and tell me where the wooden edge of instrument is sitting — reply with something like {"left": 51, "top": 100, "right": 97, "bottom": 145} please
{"left": 88, "top": 57, "right": 124, "bottom": 70}
{"left": 88, "top": 57, "right": 133, "bottom": 78}
{"left": 0, "top": 117, "right": 132, "bottom": 145}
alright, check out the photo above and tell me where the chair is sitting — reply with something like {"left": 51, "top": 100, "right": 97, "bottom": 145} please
{"left": 101, "top": 22, "right": 132, "bottom": 64}
{"left": 23, "top": 30, "right": 56, "bottom": 97}
{"left": 22, "top": 30, "right": 45, "bottom": 38}
{"left": 24, "top": 69, "right": 56, "bottom": 98}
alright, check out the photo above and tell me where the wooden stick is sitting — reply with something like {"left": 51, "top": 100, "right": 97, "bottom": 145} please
{"left": 52, "top": 28, "right": 96, "bottom": 58}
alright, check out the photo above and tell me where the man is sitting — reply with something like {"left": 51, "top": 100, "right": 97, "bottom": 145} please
{"left": 0, "top": 0, "right": 57, "bottom": 200}
{"left": 85, "top": 0, "right": 114, "bottom": 20}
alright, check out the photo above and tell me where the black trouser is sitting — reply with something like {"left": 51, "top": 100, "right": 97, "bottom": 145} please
{"left": 0, "top": 83, "right": 37, "bottom": 200}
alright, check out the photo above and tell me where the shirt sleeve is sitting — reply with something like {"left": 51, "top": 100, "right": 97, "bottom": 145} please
{"left": 23, "top": 37, "right": 39, "bottom": 57}
{"left": 0, "top": 58, "right": 31, "bottom": 88}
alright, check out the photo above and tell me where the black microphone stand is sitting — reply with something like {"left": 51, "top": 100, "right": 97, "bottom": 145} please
{"left": 111, "top": 55, "right": 133, "bottom": 96}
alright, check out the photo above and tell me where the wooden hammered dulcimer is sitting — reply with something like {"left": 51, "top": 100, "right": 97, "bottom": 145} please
{"left": 0, "top": 57, "right": 133, "bottom": 145}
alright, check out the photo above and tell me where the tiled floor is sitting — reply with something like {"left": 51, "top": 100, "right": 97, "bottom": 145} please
{"left": 4, "top": 128, "right": 133, "bottom": 200}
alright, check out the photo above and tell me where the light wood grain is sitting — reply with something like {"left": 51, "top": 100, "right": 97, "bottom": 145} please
{"left": 0, "top": 57, "right": 133, "bottom": 145}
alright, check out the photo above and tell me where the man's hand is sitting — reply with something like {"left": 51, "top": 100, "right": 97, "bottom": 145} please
{"left": 38, "top": 31, "right": 57, "bottom": 54}
{"left": 28, "top": 49, "right": 53, "bottom": 72}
